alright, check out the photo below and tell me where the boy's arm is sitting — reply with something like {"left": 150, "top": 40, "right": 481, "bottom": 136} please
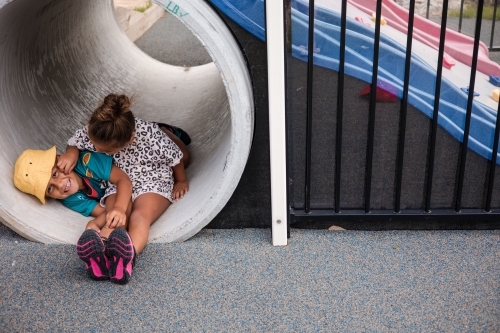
{"left": 172, "top": 160, "right": 188, "bottom": 201}
{"left": 57, "top": 145, "right": 79, "bottom": 175}
{"left": 107, "top": 165, "right": 132, "bottom": 228}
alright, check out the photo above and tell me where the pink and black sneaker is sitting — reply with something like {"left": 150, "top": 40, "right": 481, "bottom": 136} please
{"left": 76, "top": 229, "right": 110, "bottom": 281}
{"left": 107, "top": 228, "right": 136, "bottom": 285}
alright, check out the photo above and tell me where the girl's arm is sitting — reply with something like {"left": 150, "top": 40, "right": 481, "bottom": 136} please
{"left": 90, "top": 203, "right": 105, "bottom": 217}
{"left": 59, "top": 127, "right": 95, "bottom": 174}
{"left": 57, "top": 146, "right": 79, "bottom": 175}
{"left": 85, "top": 197, "right": 107, "bottom": 232}
{"left": 106, "top": 165, "right": 132, "bottom": 228}
{"left": 155, "top": 121, "right": 189, "bottom": 201}
{"left": 172, "top": 160, "right": 189, "bottom": 201}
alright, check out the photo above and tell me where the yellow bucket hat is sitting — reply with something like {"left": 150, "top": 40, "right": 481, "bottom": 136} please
{"left": 14, "top": 146, "right": 57, "bottom": 204}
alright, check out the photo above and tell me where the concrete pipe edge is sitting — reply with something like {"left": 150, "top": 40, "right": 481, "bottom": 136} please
{"left": 0, "top": 0, "right": 254, "bottom": 243}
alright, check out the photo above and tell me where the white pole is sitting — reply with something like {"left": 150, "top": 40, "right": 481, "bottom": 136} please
{"left": 266, "top": 0, "right": 288, "bottom": 246}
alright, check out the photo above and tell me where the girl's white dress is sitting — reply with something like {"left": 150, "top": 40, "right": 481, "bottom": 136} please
{"left": 68, "top": 117, "right": 183, "bottom": 203}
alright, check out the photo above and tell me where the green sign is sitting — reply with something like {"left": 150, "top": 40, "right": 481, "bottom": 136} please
{"left": 165, "top": 1, "right": 188, "bottom": 18}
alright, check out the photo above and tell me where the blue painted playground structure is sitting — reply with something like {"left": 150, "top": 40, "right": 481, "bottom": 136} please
{"left": 210, "top": 0, "right": 500, "bottom": 164}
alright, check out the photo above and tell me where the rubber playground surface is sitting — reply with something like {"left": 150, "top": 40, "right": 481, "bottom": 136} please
{"left": 1, "top": 223, "right": 500, "bottom": 331}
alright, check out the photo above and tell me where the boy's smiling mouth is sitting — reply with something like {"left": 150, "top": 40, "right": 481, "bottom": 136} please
{"left": 65, "top": 180, "right": 71, "bottom": 193}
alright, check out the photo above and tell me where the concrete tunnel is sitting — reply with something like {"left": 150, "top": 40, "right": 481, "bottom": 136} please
{"left": 0, "top": 0, "right": 254, "bottom": 243}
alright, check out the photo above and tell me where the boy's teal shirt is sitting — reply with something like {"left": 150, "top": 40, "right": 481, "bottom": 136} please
{"left": 60, "top": 151, "right": 113, "bottom": 216}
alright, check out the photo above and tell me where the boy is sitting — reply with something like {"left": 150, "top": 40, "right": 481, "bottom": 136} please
{"left": 14, "top": 146, "right": 132, "bottom": 281}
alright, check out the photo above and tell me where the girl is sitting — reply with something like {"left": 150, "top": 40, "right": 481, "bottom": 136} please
{"left": 58, "top": 93, "right": 191, "bottom": 284}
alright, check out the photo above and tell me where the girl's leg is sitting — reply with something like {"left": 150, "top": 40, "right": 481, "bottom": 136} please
{"left": 161, "top": 128, "right": 191, "bottom": 167}
{"left": 128, "top": 193, "right": 171, "bottom": 254}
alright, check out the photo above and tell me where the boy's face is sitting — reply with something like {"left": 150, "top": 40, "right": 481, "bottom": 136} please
{"left": 45, "top": 161, "right": 81, "bottom": 200}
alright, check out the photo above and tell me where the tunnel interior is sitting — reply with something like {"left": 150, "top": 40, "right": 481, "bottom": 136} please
{"left": 0, "top": 0, "right": 254, "bottom": 243}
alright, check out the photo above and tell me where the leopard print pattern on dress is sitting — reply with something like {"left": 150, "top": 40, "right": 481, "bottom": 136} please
{"left": 67, "top": 118, "right": 183, "bottom": 203}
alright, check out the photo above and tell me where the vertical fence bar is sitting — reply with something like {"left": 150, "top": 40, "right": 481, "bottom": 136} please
{"left": 490, "top": 0, "right": 498, "bottom": 49}
{"left": 485, "top": 101, "right": 500, "bottom": 211}
{"left": 458, "top": 0, "right": 465, "bottom": 32}
{"left": 266, "top": 0, "right": 288, "bottom": 246}
{"left": 365, "top": 0, "right": 383, "bottom": 213}
{"left": 395, "top": 0, "right": 416, "bottom": 213}
{"left": 455, "top": 0, "right": 484, "bottom": 211}
{"left": 304, "top": 0, "right": 315, "bottom": 213}
{"left": 335, "top": 0, "right": 347, "bottom": 213}
{"left": 426, "top": 0, "right": 430, "bottom": 19}
{"left": 425, "top": 0, "right": 449, "bottom": 212}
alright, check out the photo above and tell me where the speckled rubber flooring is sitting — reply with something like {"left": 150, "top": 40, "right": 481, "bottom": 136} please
{"left": 1, "top": 223, "right": 499, "bottom": 332}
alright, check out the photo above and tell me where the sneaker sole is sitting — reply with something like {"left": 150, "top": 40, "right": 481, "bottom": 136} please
{"left": 76, "top": 229, "right": 109, "bottom": 281}
{"left": 107, "top": 228, "right": 135, "bottom": 285}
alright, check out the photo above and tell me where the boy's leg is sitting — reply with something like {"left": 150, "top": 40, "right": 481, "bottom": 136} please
{"left": 161, "top": 128, "right": 191, "bottom": 168}
{"left": 128, "top": 193, "right": 171, "bottom": 254}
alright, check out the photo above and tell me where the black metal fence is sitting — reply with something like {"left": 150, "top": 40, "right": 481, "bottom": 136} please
{"left": 286, "top": 0, "right": 500, "bottom": 229}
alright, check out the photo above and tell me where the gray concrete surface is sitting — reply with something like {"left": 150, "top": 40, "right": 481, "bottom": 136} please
{"left": 2, "top": 9, "right": 500, "bottom": 333}
{"left": 134, "top": 10, "right": 213, "bottom": 66}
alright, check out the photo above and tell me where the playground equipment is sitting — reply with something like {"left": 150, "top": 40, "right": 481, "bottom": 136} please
{"left": 0, "top": 0, "right": 254, "bottom": 243}
{"left": 212, "top": 0, "right": 500, "bottom": 224}
{"left": 213, "top": 0, "right": 500, "bottom": 163}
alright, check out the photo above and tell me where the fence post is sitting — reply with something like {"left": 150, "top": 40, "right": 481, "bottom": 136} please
{"left": 266, "top": 0, "right": 288, "bottom": 246}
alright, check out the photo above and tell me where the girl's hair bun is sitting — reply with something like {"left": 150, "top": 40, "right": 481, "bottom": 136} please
{"left": 96, "top": 94, "right": 131, "bottom": 122}
{"left": 89, "top": 93, "right": 135, "bottom": 147}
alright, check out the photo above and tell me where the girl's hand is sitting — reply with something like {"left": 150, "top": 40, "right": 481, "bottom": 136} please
{"left": 172, "top": 180, "right": 189, "bottom": 201}
{"left": 57, "top": 147, "right": 79, "bottom": 174}
{"left": 106, "top": 207, "right": 127, "bottom": 229}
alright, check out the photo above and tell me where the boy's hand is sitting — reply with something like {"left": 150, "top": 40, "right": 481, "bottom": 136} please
{"left": 106, "top": 207, "right": 127, "bottom": 229}
{"left": 57, "top": 147, "right": 79, "bottom": 174}
{"left": 172, "top": 180, "right": 189, "bottom": 202}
